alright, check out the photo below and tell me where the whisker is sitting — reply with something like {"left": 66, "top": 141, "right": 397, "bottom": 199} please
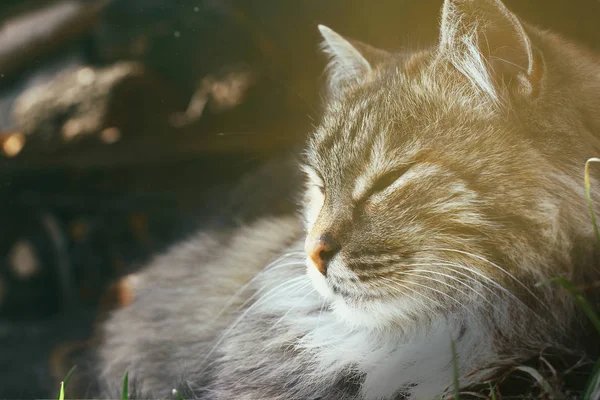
{"left": 383, "top": 274, "right": 476, "bottom": 318}
{"left": 379, "top": 277, "right": 441, "bottom": 314}
{"left": 396, "top": 270, "right": 472, "bottom": 300}
{"left": 206, "top": 254, "right": 306, "bottom": 325}
{"left": 413, "top": 255, "right": 541, "bottom": 311}
{"left": 396, "top": 267, "right": 505, "bottom": 317}
{"left": 403, "top": 260, "right": 516, "bottom": 303}
{"left": 270, "top": 286, "right": 317, "bottom": 331}
{"left": 262, "top": 252, "right": 305, "bottom": 274}
{"left": 426, "top": 248, "right": 551, "bottom": 314}
{"left": 422, "top": 259, "right": 551, "bottom": 320}
{"left": 233, "top": 261, "right": 308, "bottom": 310}
{"left": 198, "top": 275, "right": 311, "bottom": 373}
{"left": 314, "top": 297, "right": 328, "bottom": 330}
{"left": 264, "top": 260, "right": 306, "bottom": 273}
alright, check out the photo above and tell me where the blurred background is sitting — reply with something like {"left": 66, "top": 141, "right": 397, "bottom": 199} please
{"left": 0, "top": 0, "right": 599, "bottom": 397}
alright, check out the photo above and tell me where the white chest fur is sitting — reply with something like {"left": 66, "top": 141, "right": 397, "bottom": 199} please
{"left": 245, "top": 247, "right": 498, "bottom": 400}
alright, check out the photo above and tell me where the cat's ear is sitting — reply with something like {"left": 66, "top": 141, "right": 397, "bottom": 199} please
{"left": 318, "top": 25, "right": 388, "bottom": 96}
{"left": 439, "top": 0, "right": 543, "bottom": 101}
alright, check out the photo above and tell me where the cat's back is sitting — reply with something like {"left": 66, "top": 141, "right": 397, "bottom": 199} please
{"left": 91, "top": 156, "right": 305, "bottom": 397}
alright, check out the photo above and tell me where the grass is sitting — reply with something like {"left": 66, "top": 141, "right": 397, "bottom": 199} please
{"left": 56, "top": 367, "right": 129, "bottom": 400}
{"left": 488, "top": 383, "right": 497, "bottom": 400}
{"left": 585, "top": 158, "right": 600, "bottom": 247}
{"left": 579, "top": 158, "right": 600, "bottom": 398}
{"left": 550, "top": 278, "right": 600, "bottom": 399}
{"left": 122, "top": 372, "right": 129, "bottom": 400}
{"left": 57, "top": 381, "right": 64, "bottom": 400}
{"left": 55, "top": 365, "right": 76, "bottom": 400}
{"left": 172, "top": 389, "right": 186, "bottom": 400}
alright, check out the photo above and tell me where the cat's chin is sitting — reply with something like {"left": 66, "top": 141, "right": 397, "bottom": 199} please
{"left": 306, "top": 262, "right": 416, "bottom": 331}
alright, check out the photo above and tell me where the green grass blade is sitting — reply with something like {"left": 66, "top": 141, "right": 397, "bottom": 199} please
{"left": 57, "top": 381, "right": 65, "bottom": 400}
{"left": 62, "top": 365, "right": 77, "bottom": 389}
{"left": 586, "top": 361, "right": 600, "bottom": 400}
{"left": 56, "top": 365, "right": 77, "bottom": 400}
{"left": 488, "top": 383, "right": 497, "bottom": 400}
{"left": 548, "top": 277, "right": 600, "bottom": 334}
{"left": 122, "top": 372, "right": 129, "bottom": 400}
{"left": 172, "top": 389, "right": 185, "bottom": 400}
{"left": 585, "top": 158, "right": 600, "bottom": 249}
{"left": 538, "top": 277, "right": 600, "bottom": 398}
{"left": 583, "top": 158, "right": 600, "bottom": 399}
{"left": 450, "top": 338, "right": 461, "bottom": 400}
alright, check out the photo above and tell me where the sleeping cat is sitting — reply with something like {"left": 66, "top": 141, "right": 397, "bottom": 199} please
{"left": 92, "top": 0, "right": 600, "bottom": 398}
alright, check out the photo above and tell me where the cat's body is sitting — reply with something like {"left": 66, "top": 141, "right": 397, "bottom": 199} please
{"left": 92, "top": 0, "right": 600, "bottom": 398}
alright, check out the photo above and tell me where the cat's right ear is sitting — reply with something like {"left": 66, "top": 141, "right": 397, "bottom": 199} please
{"left": 318, "top": 25, "right": 387, "bottom": 96}
{"left": 438, "top": 0, "right": 543, "bottom": 102}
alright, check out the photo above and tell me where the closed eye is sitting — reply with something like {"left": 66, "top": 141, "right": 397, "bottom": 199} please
{"left": 366, "top": 164, "right": 414, "bottom": 197}
{"left": 302, "top": 165, "right": 325, "bottom": 194}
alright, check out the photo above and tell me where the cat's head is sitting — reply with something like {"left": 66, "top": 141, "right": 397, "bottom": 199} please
{"left": 303, "top": 0, "right": 599, "bottom": 330}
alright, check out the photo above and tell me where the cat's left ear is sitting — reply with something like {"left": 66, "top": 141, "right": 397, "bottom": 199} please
{"left": 318, "top": 25, "right": 389, "bottom": 96}
{"left": 439, "top": 0, "right": 543, "bottom": 101}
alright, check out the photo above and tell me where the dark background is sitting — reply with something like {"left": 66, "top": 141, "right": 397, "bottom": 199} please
{"left": 0, "top": 0, "right": 599, "bottom": 397}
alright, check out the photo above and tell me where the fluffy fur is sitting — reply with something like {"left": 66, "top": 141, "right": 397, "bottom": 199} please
{"left": 91, "top": 0, "right": 600, "bottom": 398}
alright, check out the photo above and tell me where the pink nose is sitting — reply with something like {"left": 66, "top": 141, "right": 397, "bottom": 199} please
{"left": 305, "top": 235, "right": 339, "bottom": 276}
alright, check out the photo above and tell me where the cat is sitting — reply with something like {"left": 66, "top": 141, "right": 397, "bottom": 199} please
{"left": 90, "top": 0, "right": 600, "bottom": 398}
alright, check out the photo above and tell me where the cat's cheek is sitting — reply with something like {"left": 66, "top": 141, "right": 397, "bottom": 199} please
{"left": 303, "top": 187, "right": 325, "bottom": 231}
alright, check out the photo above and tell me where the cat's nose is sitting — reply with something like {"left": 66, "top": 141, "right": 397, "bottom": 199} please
{"left": 305, "top": 234, "right": 339, "bottom": 276}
